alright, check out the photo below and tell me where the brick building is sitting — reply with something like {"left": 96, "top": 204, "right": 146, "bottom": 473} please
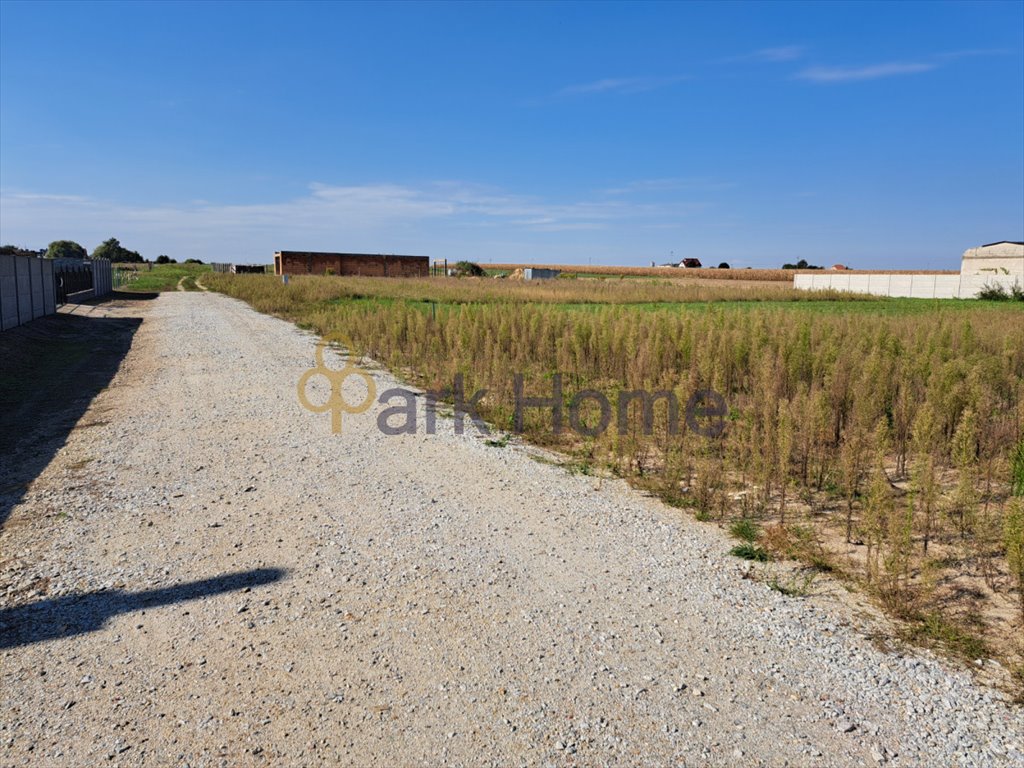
{"left": 273, "top": 251, "right": 429, "bottom": 277}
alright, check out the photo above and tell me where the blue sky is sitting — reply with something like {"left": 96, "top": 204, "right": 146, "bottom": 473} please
{"left": 1, "top": 1, "right": 1022, "bottom": 268}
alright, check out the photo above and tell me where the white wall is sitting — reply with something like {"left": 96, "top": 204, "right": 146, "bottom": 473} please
{"left": 794, "top": 243, "right": 1024, "bottom": 299}
{"left": 794, "top": 270, "right": 1021, "bottom": 299}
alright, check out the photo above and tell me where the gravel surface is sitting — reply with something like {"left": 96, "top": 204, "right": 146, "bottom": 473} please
{"left": 2, "top": 291, "right": 1022, "bottom": 767}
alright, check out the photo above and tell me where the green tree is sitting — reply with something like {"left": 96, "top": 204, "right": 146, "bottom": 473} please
{"left": 45, "top": 240, "right": 87, "bottom": 259}
{"left": 0, "top": 245, "right": 39, "bottom": 256}
{"left": 92, "top": 238, "right": 144, "bottom": 263}
{"left": 155, "top": 254, "right": 176, "bottom": 264}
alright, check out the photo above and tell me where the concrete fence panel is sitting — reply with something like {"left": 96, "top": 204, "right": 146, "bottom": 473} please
{"left": 92, "top": 258, "right": 112, "bottom": 297}
{"left": 30, "top": 257, "right": 45, "bottom": 319}
{"left": 868, "top": 274, "right": 890, "bottom": 294}
{"left": 0, "top": 254, "right": 67, "bottom": 331}
{"left": 830, "top": 274, "right": 851, "bottom": 291}
{"left": 908, "top": 276, "right": 932, "bottom": 298}
{"left": 0, "top": 254, "right": 19, "bottom": 331}
{"left": 934, "top": 275, "right": 962, "bottom": 299}
{"left": 846, "top": 275, "right": 872, "bottom": 294}
{"left": 15, "top": 255, "right": 33, "bottom": 326}
{"left": 888, "top": 276, "right": 914, "bottom": 297}
{"left": 41, "top": 260, "right": 56, "bottom": 314}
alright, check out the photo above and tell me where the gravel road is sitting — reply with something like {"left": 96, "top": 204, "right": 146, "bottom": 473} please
{"left": 2, "top": 291, "right": 1021, "bottom": 767}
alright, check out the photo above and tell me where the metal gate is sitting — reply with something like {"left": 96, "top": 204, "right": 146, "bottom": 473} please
{"left": 54, "top": 262, "right": 93, "bottom": 306}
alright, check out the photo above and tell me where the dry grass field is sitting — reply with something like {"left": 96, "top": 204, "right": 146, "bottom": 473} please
{"left": 207, "top": 272, "right": 1024, "bottom": 692}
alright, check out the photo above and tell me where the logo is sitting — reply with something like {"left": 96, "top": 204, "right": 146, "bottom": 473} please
{"left": 297, "top": 335, "right": 376, "bottom": 434}
{"left": 297, "top": 336, "right": 729, "bottom": 440}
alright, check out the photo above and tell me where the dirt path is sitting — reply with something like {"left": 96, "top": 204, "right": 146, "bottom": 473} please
{"left": 2, "top": 292, "right": 1021, "bottom": 767}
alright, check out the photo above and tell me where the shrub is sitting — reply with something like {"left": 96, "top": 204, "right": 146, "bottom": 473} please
{"left": 453, "top": 261, "right": 485, "bottom": 277}
{"left": 1005, "top": 498, "right": 1024, "bottom": 622}
{"left": 976, "top": 282, "right": 1009, "bottom": 300}
{"left": 730, "top": 519, "right": 761, "bottom": 543}
{"left": 1012, "top": 439, "right": 1024, "bottom": 498}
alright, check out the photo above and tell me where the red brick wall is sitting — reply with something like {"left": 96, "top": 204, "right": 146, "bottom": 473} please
{"left": 275, "top": 252, "right": 428, "bottom": 277}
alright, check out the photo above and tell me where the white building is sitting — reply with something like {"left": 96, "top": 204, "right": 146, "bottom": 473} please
{"left": 958, "top": 243, "right": 1024, "bottom": 294}
{"left": 794, "top": 241, "right": 1023, "bottom": 299}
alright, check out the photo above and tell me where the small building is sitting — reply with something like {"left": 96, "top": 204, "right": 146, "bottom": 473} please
{"left": 960, "top": 241, "right": 1024, "bottom": 280}
{"left": 831, "top": 264, "right": 849, "bottom": 270}
{"left": 680, "top": 258, "right": 702, "bottom": 268}
{"left": 274, "top": 251, "right": 429, "bottom": 277}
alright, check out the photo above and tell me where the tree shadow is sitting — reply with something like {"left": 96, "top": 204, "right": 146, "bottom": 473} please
{"left": 0, "top": 567, "right": 286, "bottom": 649}
{"left": 0, "top": 310, "right": 142, "bottom": 530}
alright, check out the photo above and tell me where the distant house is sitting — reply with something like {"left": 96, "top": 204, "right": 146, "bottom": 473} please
{"left": 680, "top": 258, "right": 702, "bottom": 269}
{"left": 831, "top": 264, "right": 849, "bottom": 271}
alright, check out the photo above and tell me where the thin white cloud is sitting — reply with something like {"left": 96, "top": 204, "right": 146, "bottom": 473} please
{"left": 0, "top": 182, "right": 711, "bottom": 258}
{"left": 603, "top": 178, "right": 737, "bottom": 196}
{"left": 730, "top": 46, "right": 805, "bottom": 63}
{"left": 755, "top": 46, "right": 805, "bottom": 62}
{"left": 935, "top": 48, "right": 1013, "bottom": 61}
{"left": 557, "top": 75, "right": 689, "bottom": 96}
{"left": 795, "top": 61, "right": 936, "bottom": 82}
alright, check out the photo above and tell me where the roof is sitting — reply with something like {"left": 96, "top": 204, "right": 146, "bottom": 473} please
{"left": 981, "top": 241, "right": 1024, "bottom": 248}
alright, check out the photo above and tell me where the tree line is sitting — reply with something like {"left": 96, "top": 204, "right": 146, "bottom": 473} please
{"left": 0, "top": 238, "right": 200, "bottom": 265}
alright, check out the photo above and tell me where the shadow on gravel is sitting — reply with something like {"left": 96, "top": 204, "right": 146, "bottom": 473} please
{"left": 0, "top": 567, "right": 286, "bottom": 649}
{"left": 0, "top": 305, "right": 143, "bottom": 531}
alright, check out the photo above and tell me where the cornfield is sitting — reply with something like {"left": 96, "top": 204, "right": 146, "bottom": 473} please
{"left": 477, "top": 263, "right": 960, "bottom": 281}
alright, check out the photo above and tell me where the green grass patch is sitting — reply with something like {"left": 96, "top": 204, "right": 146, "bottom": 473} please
{"left": 729, "top": 519, "right": 761, "bottom": 542}
{"left": 119, "top": 263, "right": 212, "bottom": 292}
{"left": 901, "top": 611, "right": 991, "bottom": 662}
{"left": 766, "top": 569, "right": 818, "bottom": 597}
{"left": 730, "top": 542, "right": 770, "bottom": 562}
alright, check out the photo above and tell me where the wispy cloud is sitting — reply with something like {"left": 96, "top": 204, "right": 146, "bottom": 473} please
{"left": 795, "top": 61, "right": 936, "bottom": 83}
{"left": 602, "top": 178, "right": 736, "bottom": 195}
{"left": 935, "top": 48, "right": 1013, "bottom": 61}
{"left": 729, "top": 46, "right": 805, "bottom": 63}
{"left": 0, "top": 181, "right": 711, "bottom": 259}
{"left": 556, "top": 75, "right": 689, "bottom": 97}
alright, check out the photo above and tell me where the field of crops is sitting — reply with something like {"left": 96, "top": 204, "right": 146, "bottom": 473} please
{"left": 479, "top": 262, "right": 799, "bottom": 281}
{"left": 477, "top": 262, "right": 961, "bottom": 281}
{"left": 206, "top": 272, "right": 1024, "bottom": 682}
